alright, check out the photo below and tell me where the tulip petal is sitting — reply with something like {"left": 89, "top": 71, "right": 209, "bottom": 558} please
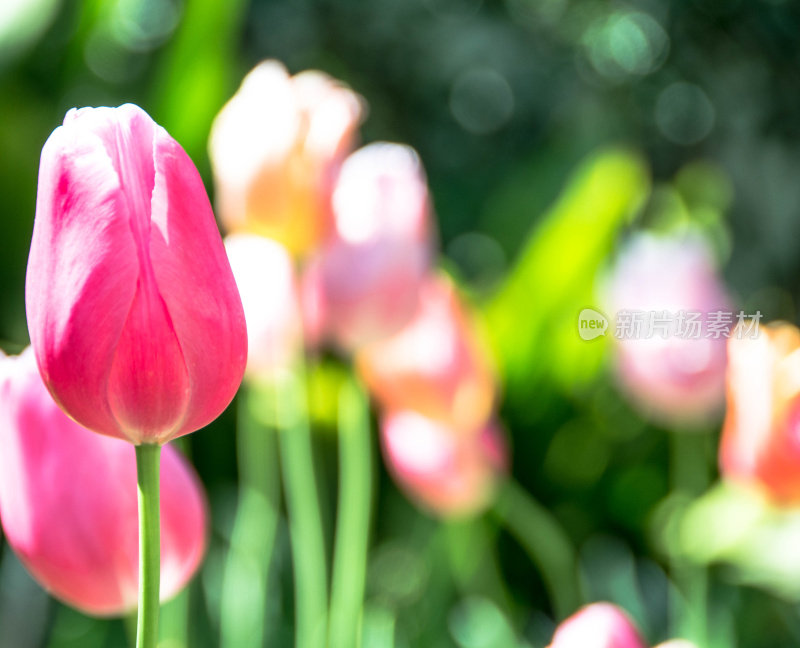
{"left": 0, "top": 349, "right": 207, "bottom": 616}
{"left": 148, "top": 125, "right": 247, "bottom": 437}
{"left": 26, "top": 116, "right": 139, "bottom": 440}
{"left": 107, "top": 277, "right": 191, "bottom": 443}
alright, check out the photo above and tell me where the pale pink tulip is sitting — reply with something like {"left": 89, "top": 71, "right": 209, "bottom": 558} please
{"left": 209, "top": 61, "right": 363, "bottom": 255}
{"left": 309, "top": 142, "right": 433, "bottom": 349}
{"left": 548, "top": 603, "right": 646, "bottom": 648}
{"left": 224, "top": 233, "right": 300, "bottom": 379}
{"left": 381, "top": 410, "right": 507, "bottom": 517}
{"left": 605, "top": 232, "right": 731, "bottom": 425}
{"left": 357, "top": 276, "right": 495, "bottom": 431}
{"left": 0, "top": 348, "right": 207, "bottom": 616}
{"left": 719, "top": 322, "right": 800, "bottom": 504}
{"left": 26, "top": 104, "right": 247, "bottom": 445}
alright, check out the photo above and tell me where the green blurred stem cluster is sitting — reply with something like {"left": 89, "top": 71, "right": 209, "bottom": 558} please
{"left": 221, "top": 369, "right": 372, "bottom": 648}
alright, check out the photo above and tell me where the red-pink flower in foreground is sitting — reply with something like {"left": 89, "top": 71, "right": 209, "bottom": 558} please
{"left": 224, "top": 233, "right": 300, "bottom": 380}
{"left": 381, "top": 410, "right": 507, "bottom": 517}
{"left": 357, "top": 276, "right": 495, "bottom": 431}
{"left": 308, "top": 142, "right": 433, "bottom": 349}
{"left": 26, "top": 104, "right": 247, "bottom": 445}
{"left": 719, "top": 322, "right": 800, "bottom": 504}
{"left": 605, "top": 232, "right": 730, "bottom": 425}
{"left": 547, "top": 603, "right": 646, "bottom": 648}
{"left": 209, "top": 61, "right": 363, "bottom": 255}
{"left": 0, "top": 348, "right": 207, "bottom": 616}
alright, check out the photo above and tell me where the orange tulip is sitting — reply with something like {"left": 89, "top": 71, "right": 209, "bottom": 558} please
{"left": 209, "top": 61, "right": 363, "bottom": 255}
{"left": 719, "top": 322, "right": 800, "bottom": 503}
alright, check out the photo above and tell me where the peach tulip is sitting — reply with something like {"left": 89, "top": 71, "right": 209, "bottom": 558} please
{"left": 0, "top": 348, "right": 207, "bottom": 616}
{"left": 719, "top": 322, "right": 800, "bottom": 503}
{"left": 605, "top": 232, "right": 731, "bottom": 425}
{"left": 381, "top": 410, "right": 507, "bottom": 517}
{"left": 209, "top": 60, "right": 363, "bottom": 255}
{"left": 224, "top": 233, "right": 300, "bottom": 380}
{"left": 26, "top": 104, "right": 247, "bottom": 445}
{"left": 309, "top": 142, "right": 433, "bottom": 349}
{"left": 357, "top": 276, "right": 495, "bottom": 431}
{"left": 547, "top": 603, "right": 646, "bottom": 648}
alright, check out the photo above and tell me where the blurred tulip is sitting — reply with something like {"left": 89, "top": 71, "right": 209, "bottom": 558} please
{"left": 381, "top": 410, "right": 507, "bottom": 517}
{"left": 26, "top": 104, "right": 247, "bottom": 445}
{"left": 719, "top": 322, "right": 800, "bottom": 504}
{"left": 0, "top": 348, "right": 207, "bottom": 616}
{"left": 224, "top": 233, "right": 300, "bottom": 380}
{"left": 605, "top": 231, "right": 731, "bottom": 425}
{"left": 309, "top": 142, "right": 433, "bottom": 349}
{"left": 357, "top": 276, "right": 495, "bottom": 430}
{"left": 209, "top": 60, "right": 363, "bottom": 255}
{"left": 547, "top": 602, "right": 646, "bottom": 648}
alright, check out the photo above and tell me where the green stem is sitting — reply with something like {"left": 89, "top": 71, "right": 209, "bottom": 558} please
{"left": 669, "top": 430, "right": 710, "bottom": 646}
{"left": 220, "top": 384, "right": 282, "bottom": 648}
{"left": 492, "top": 479, "right": 580, "bottom": 620}
{"left": 329, "top": 379, "right": 372, "bottom": 648}
{"left": 278, "top": 372, "right": 328, "bottom": 648}
{"left": 135, "top": 443, "right": 162, "bottom": 648}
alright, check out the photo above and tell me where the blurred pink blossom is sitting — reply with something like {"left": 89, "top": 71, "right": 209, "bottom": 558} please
{"left": 309, "top": 142, "right": 433, "bottom": 349}
{"left": 605, "top": 232, "right": 731, "bottom": 425}
{"left": 224, "top": 233, "right": 301, "bottom": 380}
{"left": 547, "top": 602, "right": 646, "bottom": 648}
{"left": 381, "top": 410, "right": 507, "bottom": 517}
{"left": 0, "top": 348, "right": 207, "bottom": 616}
{"left": 357, "top": 275, "right": 495, "bottom": 431}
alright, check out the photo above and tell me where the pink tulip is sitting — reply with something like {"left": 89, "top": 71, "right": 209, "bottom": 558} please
{"left": 26, "top": 104, "right": 247, "bottom": 445}
{"left": 719, "top": 322, "right": 800, "bottom": 504}
{"left": 309, "top": 142, "right": 433, "bottom": 349}
{"left": 0, "top": 348, "right": 207, "bottom": 616}
{"left": 209, "top": 60, "right": 363, "bottom": 255}
{"left": 605, "top": 232, "right": 731, "bottom": 425}
{"left": 357, "top": 276, "right": 495, "bottom": 431}
{"left": 548, "top": 603, "right": 647, "bottom": 648}
{"left": 224, "top": 233, "right": 300, "bottom": 380}
{"left": 381, "top": 410, "right": 507, "bottom": 517}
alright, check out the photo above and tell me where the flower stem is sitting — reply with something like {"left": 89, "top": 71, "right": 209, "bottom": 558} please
{"left": 135, "top": 443, "right": 161, "bottom": 648}
{"left": 278, "top": 372, "right": 328, "bottom": 648}
{"left": 220, "top": 383, "right": 281, "bottom": 648}
{"left": 329, "top": 379, "right": 372, "bottom": 648}
{"left": 492, "top": 479, "right": 580, "bottom": 620}
{"left": 669, "top": 430, "right": 710, "bottom": 646}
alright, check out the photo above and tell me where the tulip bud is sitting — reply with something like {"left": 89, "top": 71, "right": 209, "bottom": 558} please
{"left": 547, "top": 603, "right": 647, "bottom": 648}
{"left": 605, "top": 232, "right": 731, "bottom": 425}
{"left": 357, "top": 276, "right": 495, "bottom": 431}
{"left": 719, "top": 322, "right": 800, "bottom": 503}
{"left": 209, "top": 61, "right": 363, "bottom": 255}
{"left": 0, "top": 348, "right": 207, "bottom": 616}
{"left": 26, "top": 104, "right": 247, "bottom": 445}
{"left": 224, "top": 233, "right": 300, "bottom": 380}
{"left": 381, "top": 410, "right": 507, "bottom": 518}
{"left": 310, "top": 142, "right": 433, "bottom": 349}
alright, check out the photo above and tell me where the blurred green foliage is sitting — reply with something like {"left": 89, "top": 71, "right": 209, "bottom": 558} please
{"left": 4, "top": 0, "right": 800, "bottom": 647}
